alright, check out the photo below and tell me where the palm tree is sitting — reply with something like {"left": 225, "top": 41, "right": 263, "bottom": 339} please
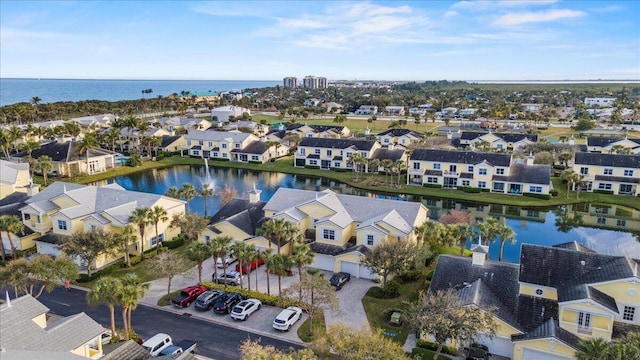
{"left": 129, "top": 207, "right": 151, "bottom": 260}
{"left": 179, "top": 183, "right": 197, "bottom": 214}
{"left": 256, "top": 218, "right": 296, "bottom": 255}
{"left": 147, "top": 205, "right": 168, "bottom": 249}
{"left": 576, "top": 337, "right": 611, "bottom": 360}
{"left": 477, "top": 217, "right": 500, "bottom": 246}
{"left": 87, "top": 276, "right": 121, "bottom": 339}
{"left": 394, "top": 159, "right": 407, "bottom": 185}
{"left": 261, "top": 249, "right": 274, "bottom": 295}
{"left": 0, "top": 215, "right": 24, "bottom": 259}
{"left": 450, "top": 223, "right": 475, "bottom": 256}
{"left": 382, "top": 159, "right": 394, "bottom": 185}
{"left": 558, "top": 152, "right": 573, "bottom": 169}
{"left": 199, "top": 183, "right": 215, "bottom": 217}
{"left": 230, "top": 241, "right": 251, "bottom": 290}
{"left": 0, "top": 129, "right": 12, "bottom": 159}
{"left": 494, "top": 224, "right": 516, "bottom": 262}
{"left": 36, "top": 155, "right": 53, "bottom": 185}
{"left": 105, "top": 127, "right": 120, "bottom": 151}
{"left": 245, "top": 245, "right": 259, "bottom": 291}
{"left": 8, "top": 126, "right": 23, "bottom": 153}
{"left": 117, "top": 273, "right": 149, "bottom": 340}
{"left": 368, "top": 158, "right": 380, "bottom": 175}
{"left": 269, "top": 254, "right": 292, "bottom": 296}
{"left": 18, "top": 140, "right": 40, "bottom": 158}
{"left": 164, "top": 186, "right": 181, "bottom": 199}
{"left": 31, "top": 96, "right": 42, "bottom": 122}
{"left": 185, "top": 242, "right": 211, "bottom": 283}
{"left": 290, "top": 242, "right": 314, "bottom": 301}
{"left": 561, "top": 169, "right": 577, "bottom": 199}
{"left": 113, "top": 224, "right": 136, "bottom": 267}
{"left": 211, "top": 235, "right": 232, "bottom": 288}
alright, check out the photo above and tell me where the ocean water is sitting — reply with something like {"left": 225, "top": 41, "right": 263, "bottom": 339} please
{"left": 0, "top": 78, "right": 281, "bottom": 106}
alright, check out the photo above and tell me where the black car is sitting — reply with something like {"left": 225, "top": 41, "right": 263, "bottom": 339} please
{"left": 465, "top": 343, "right": 491, "bottom": 360}
{"left": 213, "top": 292, "right": 243, "bottom": 314}
{"left": 194, "top": 290, "right": 224, "bottom": 311}
{"left": 329, "top": 272, "right": 351, "bottom": 290}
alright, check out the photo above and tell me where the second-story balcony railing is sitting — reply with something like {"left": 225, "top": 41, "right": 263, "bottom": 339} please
{"left": 443, "top": 170, "right": 460, "bottom": 177}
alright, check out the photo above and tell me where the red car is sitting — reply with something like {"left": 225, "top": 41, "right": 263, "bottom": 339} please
{"left": 235, "top": 258, "right": 265, "bottom": 274}
{"left": 171, "top": 285, "right": 208, "bottom": 308}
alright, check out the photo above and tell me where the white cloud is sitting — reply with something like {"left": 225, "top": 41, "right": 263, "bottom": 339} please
{"left": 189, "top": 2, "right": 273, "bottom": 17}
{"left": 492, "top": 9, "right": 585, "bottom": 26}
{"left": 452, "top": 0, "right": 556, "bottom": 11}
{"left": 444, "top": 10, "right": 458, "bottom": 18}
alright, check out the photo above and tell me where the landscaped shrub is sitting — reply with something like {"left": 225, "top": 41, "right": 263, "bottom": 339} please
{"left": 397, "top": 269, "right": 422, "bottom": 283}
{"left": 549, "top": 189, "right": 559, "bottom": 197}
{"left": 199, "top": 281, "right": 306, "bottom": 309}
{"left": 425, "top": 269, "right": 435, "bottom": 280}
{"left": 593, "top": 189, "right": 614, "bottom": 195}
{"left": 422, "top": 183, "right": 442, "bottom": 189}
{"left": 162, "top": 237, "right": 184, "bottom": 249}
{"left": 416, "top": 339, "right": 458, "bottom": 356}
{"left": 127, "top": 154, "right": 142, "bottom": 167}
{"left": 78, "top": 262, "right": 122, "bottom": 283}
{"left": 366, "top": 286, "right": 386, "bottom": 299}
{"left": 523, "top": 192, "right": 552, "bottom": 200}
{"left": 304, "top": 165, "right": 320, "bottom": 170}
{"left": 155, "top": 152, "right": 165, "bottom": 161}
{"left": 458, "top": 186, "right": 482, "bottom": 193}
{"left": 382, "top": 278, "right": 402, "bottom": 298}
{"left": 248, "top": 161, "right": 262, "bottom": 165}
{"left": 424, "top": 279, "right": 431, "bottom": 289}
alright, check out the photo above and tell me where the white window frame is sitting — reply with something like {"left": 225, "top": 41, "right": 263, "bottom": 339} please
{"left": 366, "top": 234, "right": 375, "bottom": 246}
{"left": 323, "top": 229, "right": 335, "bottom": 240}
{"left": 479, "top": 168, "right": 488, "bottom": 175}
{"left": 433, "top": 163, "right": 441, "bottom": 170}
{"left": 624, "top": 169, "right": 634, "bottom": 177}
{"left": 603, "top": 168, "right": 613, "bottom": 175}
{"left": 57, "top": 220, "right": 68, "bottom": 231}
{"left": 623, "top": 306, "right": 636, "bottom": 322}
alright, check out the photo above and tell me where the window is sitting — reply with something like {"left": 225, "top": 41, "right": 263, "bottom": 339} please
{"left": 57, "top": 220, "right": 67, "bottom": 231}
{"left": 449, "top": 165, "right": 457, "bottom": 173}
{"left": 384, "top": 138, "right": 390, "bottom": 143}
{"left": 222, "top": 153, "right": 228, "bottom": 158}
{"left": 497, "top": 144, "right": 504, "bottom": 149}
{"left": 251, "top": 155, "right": 259, "bottom": 161}
{"left": 327, "top": 150, "right": 332, "bottom": 156}
{"left": 334, "top": 162, "right": 341, "bottom": 167}
{"left": 300, "top": 148, "right": 306, "bottom": 155}
{"left": 527, "top": 210, "right": 540, "bottom": 217}
{"left": 478, "top": 181, "right": 486, "bottom": 188}
{"left": 529, "top": 186, "right": 542, "bottom": 193}
{"left": 309, "top": 159, "right": 318, "bottom": 166}
{"left": 24, "top": 213, "right": 31, "bottom": 220}
{"left": 198, "top": 140, "right": 203, "bottom": 146}
{"left": 598, "top": 183, "right": 612, "bottom": 190}
{"left": 151, "top": 233, "right": 165, "bottom": 247}
{"left": 366, "top": 235, "right": 374, "bottom": 246}
{"left": 323, "top": 229, "right": 335, "bottom": 240}
{"left": 427, "top": 177, "right": 438, "bottom": 183}
{"left": 603, "top": 168, "right": 613, "bottom": 175}
{"left": 314, "top": 148, "right": 321, "bottom": 155}
{"left": 413, "top": 162, "right": 420, "bottom": 170}
{"left": 222, "top": 143, "right": 227, "bottom": 149}
{"left": 496, "top": 168, "right": 505, "bottom": 175}
{"left": 361, "top": 152, "right": 367, "bottom": 157}
{"left": 461, "top": 180, "right": 471, "bottom": 186}
{"left": 479, "top": 168, "right": 487, "bottom": 175}
{"left": 617, "top": 219, "right": 627, "bottom": 227}
{"left": 623, "top": 306, "right": 636, "bottom": 321}
{"left": 204, "top": 235, "right": 211, "bottom": 243}
{"left": 493, "top": 182, "right": 504, "bottom": 191}
{"left": 620, "top": 184, "right": 633, "bottom": 194}
{"left": 433, "top": 163, "right": 441, "bottom": 170}
{"left": 596, "top": 217, "right": 607, "bottom": 225}
{"left": 192, "top": 150, "right": 200, "bottom": 156}
{"left": 234, "top": 143, "right": 240, "bottom": 149}
{"left": 580, "top": 167, "right": 589, "bottom": 175}
{"left": 624, "top": 169, "right": 634, "bottom": 177}
{"left": 208, "top": 142, "right": 213, "bottom": 148}
{"left": 467, "top": 165, "right": 474, "bottom": 172}
{"left": 346, "top": 152, "right": 352, "bottom": 158}
{"left": 578, "top": 312, "right": 592, "bottom": 332}
{"left": 213, "top": 152, "right": 219, "bottom": 157}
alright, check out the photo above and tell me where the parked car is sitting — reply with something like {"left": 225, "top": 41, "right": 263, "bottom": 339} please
{"left": 465, "top": 343, "right": 491, "bottom": 360}
{"left": 273, "top": 306, "right": 303, "bottom": 331}
{"left": 213, "top": 292, "right": 243, "bottom": 314}
{"left": 216, "top": 254, "right": 236, "bottom": 268}
{"left": 159, "top": 339, "right": 197, "bottom": 356}
{"left": 141, "top": 333, "right": 172, "bottom": 357}
{"left": 194, "top": 290, "right": 224, "bottom": 311}
{"left": 89, "top": 329, "right": 112, "bottom": 349}
{"left": 235, "top": 258, "right": 265, "bottom": 274}
{"left": 329, "top": 272, "right": 351, "bottom": 290}
{"left": 230, "top": 299, "right": 262, "bottom": 321}
{"left": 214, "top": 270, "right": 241, "bottom": 286}
{"left": 171, "top": 285, "right": 208, "bottom": 307}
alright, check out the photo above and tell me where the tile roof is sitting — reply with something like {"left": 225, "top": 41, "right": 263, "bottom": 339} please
{"left": 208, "top": 199, "right": 266, "bottom": 236}
{"left": 299, "top": 137, "right": 376, "bottom": 151}
{"left": 574, "top": 152, "right": 640, "bottom": 168}
{"left": 518, "top": 243, "right": 637, "bottom": 287}
{"left": 411, "top": 149, "right": 512, "bottom": 167}
{"left": 288, "top": 124, "right": 345, "bottom": 133}
{"left": 511, "top": 318, "right": 581, "bottom": 349}
{"left": 371, "top": 148, "right": 405, "bottom": 161}
{"left": 0, "top": 295, "right": 103, "bottom": 353}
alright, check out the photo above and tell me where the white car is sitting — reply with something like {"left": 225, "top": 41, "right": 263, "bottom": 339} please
{"left": 216, "top": 254, "right": 236, "bottom": 268}
{"left": 230, "top": 299, "right": 262, "bottom": 321}
{"left": 272, "top": 306, "right": 303, "bottom": 331}
{"left": 89, "top": 329, "right": 112, "bottom": 348}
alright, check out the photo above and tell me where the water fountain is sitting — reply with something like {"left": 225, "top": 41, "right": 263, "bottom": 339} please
{"left": 202, "top": 158, "right": 216, "bottom": 189}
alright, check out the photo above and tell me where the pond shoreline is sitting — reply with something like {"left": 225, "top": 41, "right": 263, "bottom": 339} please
{"left": 67, "top": 156, "right": 640, "bottom": 211}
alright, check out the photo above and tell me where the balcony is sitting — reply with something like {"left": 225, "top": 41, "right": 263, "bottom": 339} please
{"left": 443, "top": 170, "right": 459, "bottom": 177}
{"left": 577, "top": 326, "right": 593, "bottom": 336}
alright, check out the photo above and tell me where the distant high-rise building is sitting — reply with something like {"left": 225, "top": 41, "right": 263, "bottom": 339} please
{"left": 303, "top": 75, "right": 328, "bottom": 89}
{"left": 283, "top": 77, "right": 298, "bottom": 88}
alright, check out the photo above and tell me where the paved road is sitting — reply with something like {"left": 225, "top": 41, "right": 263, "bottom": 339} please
{"left": 33, "top": 288, "right": 303, "bottom": 360}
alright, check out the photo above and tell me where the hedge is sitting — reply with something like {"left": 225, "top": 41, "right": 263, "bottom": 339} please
{"left": 415, "top": 339, "right": 458, "bottom": 356}
{"left": 78, "top": 262, "right": 122, "bottom": 283}
{"left": 593, "top": 189, "right": 614, "bottom": 195}
{"left": 199, "top": 281, "right": 306, "bottom": 309}
{"left": 248, "top": 161, "right": 262, "bottom": 165}
{"left": 162, "top": 237, "right": 184, "bottom": 249}
{"left": 422, "top": 183, "right": 442, "bottom": 189}
{"left": 523, "top": 192, "right": 552, "bottom": 200}
{"left": 305, "top": 165, "right": 320, "bottom": 170}
{"left": 549, "top": 189, "right": 559, "bottom": 197}
{"left": 458, "top": 186, "right": 482, "bottom": 193}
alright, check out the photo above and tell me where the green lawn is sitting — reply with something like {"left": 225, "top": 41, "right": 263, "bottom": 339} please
{"left": 297, "top": 310, "right": 326, "bottom": 342}
{"left": 361, "top": 276, "right": 427, "bottom": 345}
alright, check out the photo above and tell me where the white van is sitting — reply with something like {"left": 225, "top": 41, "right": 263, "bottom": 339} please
{"left": 141, "top": 333, "right": 172, "bottom": 357}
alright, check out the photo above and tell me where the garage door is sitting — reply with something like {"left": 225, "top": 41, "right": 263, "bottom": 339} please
{"left": 474, "top": 335, "right": 512, "bottom": 358}
{"left": 522, "top": 348, "right": 573, "bottom": 360}
{"left": 340, "top": 261, "right": 358, "bottom": 277}
{"left": 310, "top": 254, "right": 334, "bottom": 272}
{"left": 359, "top": 264, "right": 377, "bottom": 280}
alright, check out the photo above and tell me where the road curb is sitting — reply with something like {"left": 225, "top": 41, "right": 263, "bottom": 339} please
{"left": 138, "top": 301, "right": 308, "bottom": 347}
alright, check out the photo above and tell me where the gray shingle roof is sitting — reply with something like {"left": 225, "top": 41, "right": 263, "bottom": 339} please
{"left": 511, "top": 318, "right": 581, "bottom": 349}
{"left": 0, "top": 160, "right": 29, "bottom": 184}
{"left": 460, "top": 131, "right": 538, "bottom": 143}
{"left": 376, "top": 128, "right": 423, "bottom": 138}
{"left": 595, "top": 175, "right": 640, "bottom": 184}
{"left": 501, "top": 163, "right": 551, "bottom": 185}
{"left": 552, "top": 241, "right": 595, "bottom": 253}
{"left": 574, "top": 152, "right": 640, "bottom": 168}
{"left": 0, "top": 295, "right": 104, "bottom": 353}
{"left": 557, "top": 284, "right": 619, "bottom": 313}
{"left": 102, "top": 339, "right": 151, "bottom": 360}
{"left": 299, "top": 137, "right": 376, "bottom": 151}
{"left": 160, "top": 135, "right": 183, "bottom": 148}
{"left": 371, "top": 148, "right": 405, "bottom": 161}
{"left": 16, "top": 141, "right": 116, "bottom": 163}
{"left": 411, "top": 149, "right": 512, "bottom": 167}
{"left": 185, "top": 130, "right": 255, "bottom": 143}
{"left": 208, "top": 199, "right": 266, "bottom": 236}
{"left": 230, "top": 140, "right": 268, "bottom": 154}
{"left": 586, "top": 136, "right": 640, "bottom": 147}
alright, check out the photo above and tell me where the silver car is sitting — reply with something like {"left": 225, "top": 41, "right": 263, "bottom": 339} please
{"left": 214, "top": 270, "right": 241, "bottom": 286}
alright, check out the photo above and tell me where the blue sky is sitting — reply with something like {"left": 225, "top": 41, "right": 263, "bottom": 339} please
{"left": 1, "top": 1, "right": 638, "bottom": 81}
